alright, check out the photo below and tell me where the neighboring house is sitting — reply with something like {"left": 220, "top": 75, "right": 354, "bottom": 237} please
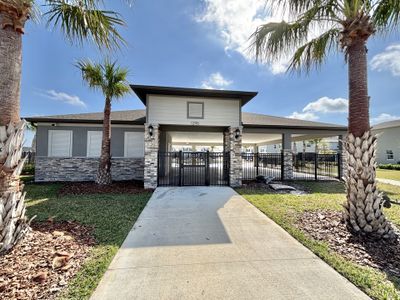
{"left": 372, "top": 119, "right": 400, "bottom": 164}
{"left": 259, "top": 137, "right": 340, "bottom": 154}
{"left": 26, "top": 85, "right": 347, "bottom": 188}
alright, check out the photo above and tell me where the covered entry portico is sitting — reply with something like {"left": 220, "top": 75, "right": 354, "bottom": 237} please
{"left": 130, "top": 84, "right": 347, "bottom": 189}
{"left": 158, "top": 126, "right": 229, "bottom": 187}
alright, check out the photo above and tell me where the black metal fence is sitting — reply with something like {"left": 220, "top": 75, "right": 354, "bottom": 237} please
{"left": 158, "top": 151, "right": 229, "bottom": 186}
{"left": 292, "top": 153, "right": 341, "bottom": 180}
{"left": 22, "top": 151, "right": 35, "bottom": 164}
{"left": 241, "top": 153, "right": 282, "bottom": 180}
{"left": 241, "top": 152, "right": 341, "bottom": 181}
{"left": 158, "top": 151, "right": 341, "bottom": 186}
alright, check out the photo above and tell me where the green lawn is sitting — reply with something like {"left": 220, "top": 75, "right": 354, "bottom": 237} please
{"left": 377, "top": 169, "right": 400, "bottom": 182}
{"left": 25, "top": 183, "right": 152, "bottom": 300}
{"left": 237, "top": 182, "right": 400, "bottom": 300}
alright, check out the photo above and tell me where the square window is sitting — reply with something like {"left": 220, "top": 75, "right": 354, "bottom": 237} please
{"left": 187, "top": 102, "right": 204, "bottom": 119}
{"left": 386, "top": 150, "right": 394, "bottom": 160}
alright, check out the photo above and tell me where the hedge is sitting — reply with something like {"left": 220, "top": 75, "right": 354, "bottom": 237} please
{"left": 378, "top": 164, "right": 400, "bottom": 170}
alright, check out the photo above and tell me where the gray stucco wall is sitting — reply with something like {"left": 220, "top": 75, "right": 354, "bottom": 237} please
{"left": 373, "top": 127, "right": 400, "bottom": 164}
{"left": 36, "top": 125, "right": 144, "bottom": 157}
{"left": 35, "top": 125, "right": 145, "bottom": 182}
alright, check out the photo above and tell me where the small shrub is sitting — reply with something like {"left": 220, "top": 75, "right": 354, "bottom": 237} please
{"left": 378, "top": 164, "right": 400, "bottom": 171}
{"left": 22, "top": 163, "right": 35, "bottom": 175}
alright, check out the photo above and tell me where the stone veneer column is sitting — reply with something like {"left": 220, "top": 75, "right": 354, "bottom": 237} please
{"left": 338, "top": 134, "right": 348, "bottom": 179}
{"left": 282, "top": 133, "right": 293, "bottom": 180}
{"left": 225, "top": 126, "right": 243, "bottom": 187}
{"left": 282, "top": 150, "right": 294, "bottom": 180}
{"left": 144, "top": 123, "right": 160, "bottom": 189}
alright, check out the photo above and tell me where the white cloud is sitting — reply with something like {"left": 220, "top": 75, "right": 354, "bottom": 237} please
{"left": 371, "top": 44, "right": 400, "bottom": 76}
{"left": 201, "top": 72, "right": 233, "bottom": 89}
{"left": 41, "top": 90, "right": 86, "bottom": 108}
{"left": 303, "top": 97, "right": 348, "bottom": 113}
{"left": 288, "top": 96, "right": 348, "bottom": 121}
{"left": 287, "top": 111, "right": 319, "bottom": 121}
{"left": 196, "top": 0, "right": 326, "bottom": 74}
{"left": 371, "top": 113, "right": 400, "bottom": 125}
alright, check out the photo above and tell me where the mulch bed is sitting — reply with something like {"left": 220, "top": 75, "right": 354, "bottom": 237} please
{"left": 58, "top": 180, "right": 146, "bottom": 196}
{"left": 0, "top": 221, "right": 95, "bottom": 300}
{"left": 296, "top": 210, "right": 400, "bottom": 278}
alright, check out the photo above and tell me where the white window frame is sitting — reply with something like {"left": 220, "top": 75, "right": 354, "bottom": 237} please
{"left": 124, "top": 132, "right": 145, "bottom": 158}
{"left": 87, "top": 131, "right": 102, "bottom": 157}
{"left": 386, "top": 150, "right": 394, "bottom": 160}
{"left": 48, "top": 130, "right": 73, "bottom": 157}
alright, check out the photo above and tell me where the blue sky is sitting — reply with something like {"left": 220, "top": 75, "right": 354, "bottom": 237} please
{"left": 22, "top": 1, "right": 400, "bottom": 145}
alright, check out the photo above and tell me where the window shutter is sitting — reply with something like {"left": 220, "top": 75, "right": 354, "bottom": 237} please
{"left": 87, "top": 131, "right": 102, "bottom": 157}
{"left": 48, "top": 130, "right": 72, "bottom": 157}
{"left": 124, "top": 132, "right": 144, "bottom": 157}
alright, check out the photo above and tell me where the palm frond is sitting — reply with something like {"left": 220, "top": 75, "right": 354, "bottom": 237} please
{"left": 373, "top": 0, "right": 400, "bottom": 30}
{"left": 77, "top": 59, "right": 131, "bottom": 100}
{"left": 45, "top": 0, "right": 126, "bottom": 50}
{"left": 251, "top": 21, "right": 310, "bottom": 63}
{"left": 76, "top": 59, "right": 104, "bottom": 90}
{"left": 288, "top": 28, "right": 340, "bottom": 73}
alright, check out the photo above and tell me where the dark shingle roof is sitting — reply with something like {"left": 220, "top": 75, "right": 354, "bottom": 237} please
{"left": 372, "top": 119, "right": 400, "bottom": 130}
{"left": 26, "top": 109, "right": 346, "bottom": 130}
{"left": 25, "top": 110, "right": 146, "bottom": 125}
{"left": 242, "top": 112, "right": 346, "bottom": 130}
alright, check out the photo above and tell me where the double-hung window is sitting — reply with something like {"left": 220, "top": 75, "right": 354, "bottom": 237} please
{"left": 386, "top": 150, "right": 394, "bottom": 160}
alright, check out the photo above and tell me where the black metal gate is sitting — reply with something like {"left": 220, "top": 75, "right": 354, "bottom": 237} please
{"left": 158, "top": 151, "right": 230, "bottom": 186}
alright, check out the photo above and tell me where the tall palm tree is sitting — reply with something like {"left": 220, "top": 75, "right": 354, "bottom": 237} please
{"left": 0, "top": 0, "right": 125, "bottom": 253}
{"left": 251, "top": 0, "right": 399, "bottom": 239}
{"left": 77, "top": 59, "right": 131, "bottom": 185}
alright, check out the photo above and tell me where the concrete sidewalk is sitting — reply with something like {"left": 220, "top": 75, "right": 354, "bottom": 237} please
{"left": 377, "top": 178, "right": 400, "bottom": 187}
{"left": 91, "top": 187, "right": 369, "bottom": 300}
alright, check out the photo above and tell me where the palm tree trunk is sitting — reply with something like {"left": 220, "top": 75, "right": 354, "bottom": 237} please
{"left": 343, "top": 39, "right": 393, "bottom": 239}
{"left": 96, "top": 97, "right": 112, "bottom": 185}
{"left": 0, "top": 11, "right": 30, "bottom": 254}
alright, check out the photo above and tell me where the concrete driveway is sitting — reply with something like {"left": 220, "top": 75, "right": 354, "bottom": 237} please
{"left": 91, "top": 187, "right": 369, "bottom": 300}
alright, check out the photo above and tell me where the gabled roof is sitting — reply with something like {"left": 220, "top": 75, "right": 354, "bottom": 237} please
{"left": 26, "top": 109, "right": 346, "bottom": 131}
{"left": 372, "top": 119, "right": 400, "bottom": 130}
{"left": 130, "top": 84, "right": 258, "bottom": 107}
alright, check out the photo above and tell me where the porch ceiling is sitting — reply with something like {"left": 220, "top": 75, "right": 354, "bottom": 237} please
{"left": 169, "top": 131, "right": 341, "bottom": 146}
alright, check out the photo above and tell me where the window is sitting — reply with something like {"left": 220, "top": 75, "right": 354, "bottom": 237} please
{"left": 124, "top": 132, "right": 144, "bottom": 157}
{"left": 187, "top": 102, "right": 204, "bottom": 119}
{"left": 386, "top": 150, "right": 394, "bottom": 160}
{"left": 48, "top": 130, "right": 72, "bottom": 157}
{"left": 87, "top": 131, "right": 102, "bottom": 157}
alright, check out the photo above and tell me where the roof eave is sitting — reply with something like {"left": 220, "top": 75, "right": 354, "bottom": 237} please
{"left": 130, "top": 84, "right": 258, "bottom": 107}
{"left": 243, "top": 124, "right": 347, "bottom": 131}
{"left": 25, "top": 117, "right": 145, "bottom": 125}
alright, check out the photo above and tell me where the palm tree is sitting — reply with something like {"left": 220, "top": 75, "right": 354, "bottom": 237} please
{"left": 0, "top": 0, "right": 125, "bottom": 253}
{"left": 251, "top": 0, "right": 399, "bottom": 239}
{"left": 77, "top": 59, "right": 131, "bottom": 185}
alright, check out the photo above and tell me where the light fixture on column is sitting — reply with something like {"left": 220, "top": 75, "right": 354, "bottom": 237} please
{"left": 234, "top": 128, "right": 241, "bottom": 140}
{"left": 148, "top": 125, "right": 154, "bottom": 137}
